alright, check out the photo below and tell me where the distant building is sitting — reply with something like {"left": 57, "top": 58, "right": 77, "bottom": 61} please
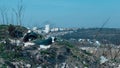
{"left": 32, "top": 27, "right": 42, "bottom": 34}
{"left": 44, "top": 24, "right": 50, "bottom": 33}
{"left": 59, "top": 28, "right": 64, "bottom": 31}
{"left": 51, "top": 28, "right": 59, "bottom": 32}
{"left": 33, "top": 27, "right": 37, "bottom": 31}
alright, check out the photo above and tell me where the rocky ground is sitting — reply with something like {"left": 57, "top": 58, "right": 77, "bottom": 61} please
{"left": 0, "top": 40, "right": 120, "bottom": 68}
{"left": 0, "top": 25, "right": 120, "bottom": 68}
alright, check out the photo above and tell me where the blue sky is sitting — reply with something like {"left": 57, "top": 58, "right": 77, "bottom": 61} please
{"left": 0, "top": 0, "right": 120, "bottom": 28}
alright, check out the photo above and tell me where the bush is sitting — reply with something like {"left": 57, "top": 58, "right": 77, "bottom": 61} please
{"left": 0, "top": 43, "right": 5, "bottom": 53}
{"left": 8, "top": 24, "right": 15, "bottom": 33}
{"left": 8, "top": 24, "right": 16, "bottom": 37}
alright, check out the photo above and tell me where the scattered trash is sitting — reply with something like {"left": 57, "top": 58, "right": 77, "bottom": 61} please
{"left": 100, "top": 56, "right": 108, "bottom": 64}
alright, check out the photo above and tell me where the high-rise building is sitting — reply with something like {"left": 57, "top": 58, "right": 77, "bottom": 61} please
{"left": 44, "top": 24, "right": 50, "bottom": 33}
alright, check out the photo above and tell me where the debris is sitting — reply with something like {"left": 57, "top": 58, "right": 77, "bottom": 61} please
{"left": 26, "top": 64, "right": 31, "bottom": 68}
{"left": 24, "top": 42, "right": 35, "bottom": 47}
{"left": 100, "top": 56, "right": 108, "bottom": 64}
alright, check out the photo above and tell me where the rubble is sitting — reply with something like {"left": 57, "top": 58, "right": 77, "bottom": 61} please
{"left": 100, "top": 56, "right": 108, "bottom": 64}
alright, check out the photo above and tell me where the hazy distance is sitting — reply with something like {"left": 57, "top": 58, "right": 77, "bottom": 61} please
{"left": 0, "top": 0, "right": 120, "bottom": 28}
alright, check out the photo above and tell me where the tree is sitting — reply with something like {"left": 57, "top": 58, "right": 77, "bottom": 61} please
{"left": 13, "top": 0, "right": 24, "bottom": 26}
{"left": 0, "top": 8, "right": 7, "bottom": 24}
